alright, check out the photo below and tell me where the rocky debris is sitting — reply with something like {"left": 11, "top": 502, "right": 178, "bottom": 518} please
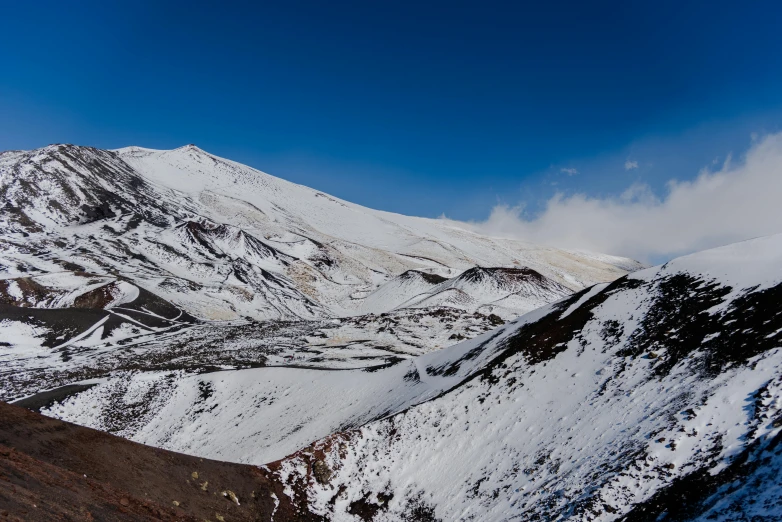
{"left": 312, "top": 460, "right": 332, "bottom": 485}
{"left": 222, "top": 490, "right": 240, "bottom": 505}
{"left": 487, "top": 313, "right": 504, "bottom": 326}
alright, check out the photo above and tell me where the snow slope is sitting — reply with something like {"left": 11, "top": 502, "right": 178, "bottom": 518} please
{"left": 0, "top": 142, "right": 640, "bottom": 407}
{"left": 41, "top": 315, "right": 538, "bottom": 465}
{"left": 249, "top": 234, "right": 782, "bottom": 521}
{"left": 0, "top": 144, "right": 638, "bottom": 323}
{"left": 35, "top": 234, "right": 782, "bottom": 521}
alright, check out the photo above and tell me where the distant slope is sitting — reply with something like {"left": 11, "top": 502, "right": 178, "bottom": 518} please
{"left": 353, "top": 270, "right": 447, "bottom": 314}
{"left": 1, "top": 144, "right": 640, "bottom": 322}
{"left": 37, "top": 311, "right": 533, "bottom": 464}
{"left": 355, "top": 266, "right": 570, "bottom": 318}
{"left": 396, "top": 266, "right": 571, "bottom": 318}
{"left": 0, "top": 272, "right": 197, "bottom": 400}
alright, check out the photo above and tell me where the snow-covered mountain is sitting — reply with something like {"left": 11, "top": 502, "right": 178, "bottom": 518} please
{"left": 2, "top": 142, "right": 780, "bottom": 520}
{"left": 0, "top": 143, "right": 642, "bottom": 401}
{"left": 0, "top": 143, "right": 637, "bottom": 325}
{"left": 34, "top": 234, "right": 782, "bottom": 521}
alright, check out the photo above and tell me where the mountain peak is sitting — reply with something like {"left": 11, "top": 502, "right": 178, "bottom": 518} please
{"left": 112, "top": 144, "right": 211, "bottom": 157}
{"left": 1, "top": 141, "right": 638, "bottom": 324}
{"left": 175, "top": 143, "right": 206, "bottom": 153}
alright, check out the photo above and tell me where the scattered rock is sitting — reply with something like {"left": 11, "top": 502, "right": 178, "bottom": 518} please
{"left": 222, "top": 490, "right": 240, "bottom": 505}
{"left": 488, "top": 314, "right": 505, "bottom": 326}
{"left": 313, "top": 459, "right": 332, "bottom": 484}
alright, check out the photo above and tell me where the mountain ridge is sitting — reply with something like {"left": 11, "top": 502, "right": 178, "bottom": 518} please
{"left": 259, "top": 233, "right": 782, "bottom": 520}
{"left": 13, "top": 233, "right": 782, "bottom": 521}
{"left": 2, "top": 141, "right": 781, "bottom": 520}
{"left": 1, "top": 143, "right": 640, "bottom": 324}
{"left": 0, "top": 142, "right": 639, "bottom": 407}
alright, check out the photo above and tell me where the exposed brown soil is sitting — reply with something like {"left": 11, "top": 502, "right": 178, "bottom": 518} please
{"left": 0, "top": 277, "right": 51, "bottom": 307}
{"left": 72, "top": 282, "right": 118, "bottom": 309}
{"left": 0, "top": 402, "right": 320, "bottom": 521}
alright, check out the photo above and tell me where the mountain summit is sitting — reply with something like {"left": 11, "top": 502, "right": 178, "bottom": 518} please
{"left": 1, "top": 143, "right": 780, "bottom": 521}
{"left": 1, "top": 144, "right": 637, "bottom": 324}
{"left": 0, "top": 143, "right": 641, "bottom": 402}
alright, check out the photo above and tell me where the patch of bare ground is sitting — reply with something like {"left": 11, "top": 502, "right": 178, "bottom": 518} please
{"left": 0, "top": 402, "right": 321, "bottom": 521}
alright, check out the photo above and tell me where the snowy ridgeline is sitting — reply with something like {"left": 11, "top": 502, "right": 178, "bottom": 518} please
{"left": 0, "top": 143, "right": 637, "bottom": 323}
{"left": 43, "top": 235, "right": 782, "bottom": 521}
{"left": 4, "top": 143, "right": 781, "bottom": 520}
{"left": 263, "top": 235, "right": 782, "bottom": 521}
{"left": 0, "top": 143, "right": 638, "bottom": 403}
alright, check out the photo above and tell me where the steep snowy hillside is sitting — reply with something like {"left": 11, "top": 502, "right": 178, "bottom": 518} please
{"left": 31, "top": 234, "right": 782, "bottom": 521}
{"left": 249, "top": 235, "right": 781, "bottom": 521}
{"left": 38, "top": 305, "right": 552, "bottom": 465}
{"left": 0, "top": 144, "right": 638, "bottom": 324}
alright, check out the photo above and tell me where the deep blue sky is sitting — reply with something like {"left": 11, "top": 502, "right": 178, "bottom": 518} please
{"left": 2, "top": 0, "right": 782, "bottom": 221}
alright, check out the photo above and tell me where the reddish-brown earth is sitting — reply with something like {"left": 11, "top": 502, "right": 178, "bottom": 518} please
{"left": 0, "top": 401, "right": 321, "bottom": 521}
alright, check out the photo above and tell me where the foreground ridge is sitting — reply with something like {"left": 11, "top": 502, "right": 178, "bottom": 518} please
{"left": 5, "top": 235, "right": 782, "bottom": 521}
{"left": 5, "top": 143, "right": 781, "bottom": 521}
{"left": 266, "top": 235, "right": 782, "bottom": 520}
{"left": 0, "top": 401, "right": 320, "bottom": 521}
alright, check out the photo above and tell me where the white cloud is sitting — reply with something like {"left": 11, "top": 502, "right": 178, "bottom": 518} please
{"left": 560, "top": 167, "right": 578, "bottom": 175}
{"left": 624, "top": 160, "right": 639, "bottom": 170}
{"left": 461, "top": 132, "right": 782, "bottom": 263}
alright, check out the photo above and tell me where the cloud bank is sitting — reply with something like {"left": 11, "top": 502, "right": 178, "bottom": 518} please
{"left": 624, "top": 160, "right": 639, "bottom": 170}
{"left": 465, "top": 132, "right": 782, "bottom": 263}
